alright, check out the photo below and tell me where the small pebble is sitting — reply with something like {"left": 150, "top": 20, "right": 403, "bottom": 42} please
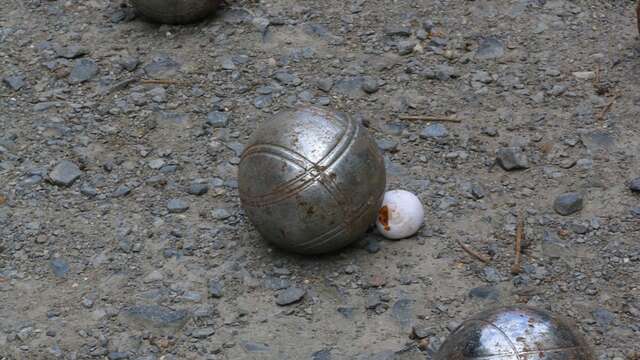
{"left": 553, "top": 192, "right": 584, "bottom": 216}
{"left": 167, "top": 199, "right": 189, "bottom": 214}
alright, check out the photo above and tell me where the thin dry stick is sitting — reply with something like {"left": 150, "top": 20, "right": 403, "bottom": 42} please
{"left": 596, "top": 94, "right": 620, "bottom": 122}
{"left": 511, "top": 211, "right": 524, "bottom": 274}
{"left": 399, "top": 115, "right": 462, "bottom": 123}
{"left": 457, "top": 238, "right": 491, "bottom": 264}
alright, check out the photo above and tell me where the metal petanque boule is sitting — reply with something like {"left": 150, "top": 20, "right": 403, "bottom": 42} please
{"left": 434, "top": 305, "right": 594, "bottom": 360}
{"left": 238, "top": 106, "right": 386, "bottom": 255}
{"left": 130, "top": 0, "right": 221, "bottom": 25}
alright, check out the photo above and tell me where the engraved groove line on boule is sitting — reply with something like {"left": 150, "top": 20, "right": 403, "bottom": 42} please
{"left": 240, "top": 115, "right": 359, "bottom": 210}
{"left": 295, "top": 197, "right": 375, "bottom": 250}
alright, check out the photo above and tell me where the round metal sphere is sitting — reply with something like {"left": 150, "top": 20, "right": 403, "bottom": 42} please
{"left": 238, "top": 107, "right": 386, "bottom": 255}
{"left": 435, "top": 305, "right": 594, "bottom": 360}
{"left": 130, "top": 0, "right": 219, "bottom": 25}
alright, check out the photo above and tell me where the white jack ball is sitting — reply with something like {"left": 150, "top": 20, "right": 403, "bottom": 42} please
{"left": 376, "top": 189, "right": 425, "bottom": 240}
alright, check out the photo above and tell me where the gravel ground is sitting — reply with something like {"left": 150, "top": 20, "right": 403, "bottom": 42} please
{"left": 1, "top": 0, "right": 640, "bottom": 359}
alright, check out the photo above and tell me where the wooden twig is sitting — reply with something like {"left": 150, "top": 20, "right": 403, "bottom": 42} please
{"left": 399, "top": 115, "right": 462, "bottom": 123}
{"left": 457, "top": 238, "right": 491, "bottom": 263}
{"left": 511, "top": 211, "right": 524, "bottom": 274}
{"left": 596, "top": 94, "right": 620, "bottom": 122}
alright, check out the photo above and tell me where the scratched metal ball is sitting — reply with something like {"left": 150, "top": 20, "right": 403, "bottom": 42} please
{"left": 238, "top": 106, "right": 386, "bottom": 255}
{"left": 130, "top": 0, "right": 220, "bottom": 25}
{"left": 435, "top": 305, "right": 594, "bottom": 360}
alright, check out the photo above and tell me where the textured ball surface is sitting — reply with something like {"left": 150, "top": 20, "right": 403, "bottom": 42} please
{"left": 238, "top": 107, "right": 386, "bottom": 255}
{"left": 131, "top": 0, "right": 219, "bottom": 25}
{"left": 435, "top": 305, "right": 594, "bottom": 360}
{"left": 376, "top": 189, "right": 424, "bottom": 240}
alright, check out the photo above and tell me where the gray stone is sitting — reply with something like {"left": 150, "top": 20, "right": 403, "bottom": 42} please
{"left": 55, "top": 44, "right": 89, "bottom": 59}
{"left": 553, "top": 192, "right": 583, "bottom": 216}
{"left": 276, "top": 287, "right": 305, "bottom": 306}
{"left": 254, "top": 95, "right": 272, "bottom": 109}
{"left": 317, "top": 78, "right": 333, "bottom": 92}
{"left": 144, "top": 55, "right": 180, "bottom": 79}
{"left": 274, "top": 71, "right": 302, "bottom": 86}
{"left": 149, "top": 87, "right": 167, "bottom": 103}
{"left": 481, "top": 127, "right": 498, "bottom": 137}
{"left": 542, "top": 230, "right": 569, "bottom": 259}
{"left": 362, "top": 77, "right": 380, "bottom": 94}
{"left": 483, "top": 267, "right": 500, "bottom": 283}
{"left": 69, "top": 59, "right": 98, "bottom": 84}
{"left": 208, "top": 280, "right": 223, "bottom": 298}
{"left": 240, "top": 341, "right": 270, "bottom": 353}
{"left": 81, "top": 184, "right": 97, "bottom": 197}
{"left": 420, "top": 124, "right": 448, "bottom": 139}
{"left": 476, "top": 37, "right": 504, "bottom": 59}
{"left": 384, "top": 25, "right": 412, "bottom": 37}
{"left": 211, "top": 208, "right": 231, "bottom": 220}
{"left": 391, "top": 298, "right": 413, "bottom": 328}
{"left": 629, "top": 177, "right": 640, "bottom": 192}
{"left": 377, "top": 139, "right": 398, "bottom": 152}
{"left": 167, "top": 199, "right": 189, "bottom": 214}
{"left": 122, "top": 305, "right": 190, "bottom": 330}
{"left": 117, "top": 56, "right": 140, "bottom": 71}
{"left": 397, "top": 40, "right": 417, "bottom": 55}
{"left": 366, "top": 292, "right": 382, "bottom": 309}
{"left": 188, "top": 182, "right": 209, "bottom": 196}
{"left": 592, "top": 308, "right": 615, "bottom": 329}
{"left": 206, "top": 112, "right": 230, "bottom": 128}
{"left": 112, "top": 185, "right": 131, "bottom": 198}
{"left": 412, "top": 325, "right": 435, "bottom": 339}
{"left": 148, "top": 159, "right": 165, "bottom": 170}
{"left": 312, "top": 349, "right": 332, "bottom": 360}
{"left": 48, "top": 160, "right": 82, "bottom": 187}
{"left": 496, "top": 147, "right": 529, "bottom": 170}
{"left": 3, "top": 75, "right": 25, "bottom": 91}
{"left": 191, "top": 327, "right": 215, "bottom": 339}
{"left": 334, "top": 77, "right": 366, "bottom": 99}
{"left": 365, "top": 237, "right": 380, "bottom": 253}
{"left": 264, "top": 277, "right": 290, "bottom": 290}
{"left": 50, "top": 258, "right": 70, "bottom": 278}
{"left": 469, "top": 286, "right": 499, "bottom": 300}
{"left": 108, "top": 352, "right": 129, "bottom": 360}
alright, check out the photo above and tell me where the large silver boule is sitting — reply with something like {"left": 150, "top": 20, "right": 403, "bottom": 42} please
{"left": 435, "top": 305, "right": 594, "bottom": 360}
{"left": 130, "top": 0, "right": 220, "bottom": 25}
{"left": 238, "top": 107, "right": 386, "bottom": 255}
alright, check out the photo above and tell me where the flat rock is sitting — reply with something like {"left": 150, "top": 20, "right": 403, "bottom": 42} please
{"left": 50, "top": 258, "right": 70, "bottom": 278}
{"left": 191, "top": 327, "right": 215, "bottom": 339}
{"left": 553, "top": 192, "right": 583, "bottom": 216}
{"left": 208, "top": 280, "right": 223, "bottom": 298}
{"left": 69, "top": 59, "right": 98, "bottom": 84}
{"left": 476, "top": 37, "right": 505, "bottom": 59}
{"left": 188, "top": 182, "right": 209, "bottom": 196}
{"left": 48, "top": 160, "right": 82, "bottom": 187}
{"left": 276, "top": 287, "right": 305, "bottom": 306}
{"left": 469, "top": 286, "right": 499, "bottom": 300}
{"left": 206, "top": 111, "right": 230, "bottom": 128}
{"left": 144, "top": 55, "right": 180, "bottom": 79}
{"left": 167, "top": 199, "right": 189, "bottom": 213}
{"left": 240, "top": 341, "right": 271, "bottom": 353}
{"left": 122, "top": 305, "right": 190, "bottom": 331}
{"left": 496, "top": 147, "right": 529, "bottom": 170}
{"left": 55, "top": 44, "right": 89, "bottom": 59}
{"left": 629, "top": 177, "right": 640, "bottom": 192}
{"left": 420, "top": 124, "right": 448, "bottom": 139}
{"left": 3, "top": 75, "right": 25, "bottom": 91}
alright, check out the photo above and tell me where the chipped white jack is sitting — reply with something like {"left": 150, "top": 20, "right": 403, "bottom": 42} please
{"left": 376, "top": 190, "right": 425, "bottom": 240}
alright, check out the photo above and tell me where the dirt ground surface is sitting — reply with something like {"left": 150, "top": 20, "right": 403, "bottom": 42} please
{"left": 1, "top": 0, "right": 640, "bottom": 359}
